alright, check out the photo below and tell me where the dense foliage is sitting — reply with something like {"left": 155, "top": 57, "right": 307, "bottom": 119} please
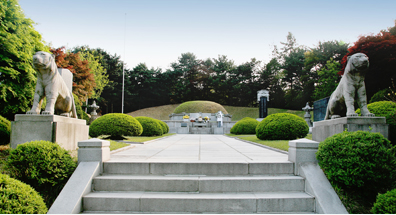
{"left": 135, "top": 116, "right": 163, "bottom": 136}
{"left": 0, "top": 116, "right": 11, "bottom": 145}
{"left": 316, "top": 131, "right": 396, "bottom": 204}
{"left": 173, "top": 101, "right": 228, "bottom": 114}
{"left": 230, "top": 117, "right": 259, "bottom": 134}
{"left": 0, "top": 0, "right": 49, "bottom": 120}
{"left": 89, "top": 113, "right": 143, "bottom": 139}
{"left": 255, "top": 113, "right": 308, "bottom": 140}
{"left": 371, "top": 188, "right": 396, "bottom": 214}
{"left": 6, "top": 141, "right": 77, "bottom": 207}
{"left": 369, "top": 88, "right": 392, "bottom": 103}
{"left": 0, "top": 174, "right": 48, "bottom": 214}
{"left": 73, "top": 93, "right": 90, "bottom": 124}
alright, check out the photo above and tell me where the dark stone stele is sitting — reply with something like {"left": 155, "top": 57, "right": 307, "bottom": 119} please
{"left": 313, "top": 97, "right": 330, "bottom": 122}
{"left": 259, "top": 97, "right": 268, "bottom": 118}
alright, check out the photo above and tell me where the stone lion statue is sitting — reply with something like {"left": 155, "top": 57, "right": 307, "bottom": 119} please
{"left": 27, "top": 51, "right": 77, "bottom": 118}
{"left": 325, "top": 52, "right": 374, "bottom": 119}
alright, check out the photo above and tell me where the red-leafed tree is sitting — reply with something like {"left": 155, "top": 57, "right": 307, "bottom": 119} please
{"left": 50, "top": 47, "right": 96, "bottom": 103}
{"left": 339, "top": 22, "right": 396, "bottom": 101}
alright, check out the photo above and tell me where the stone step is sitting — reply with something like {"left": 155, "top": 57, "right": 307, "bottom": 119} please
{"left": 103, "top": 161, "right": 294, "bottom": 175}
{"left": 83, "top": 191, "right": 314, "bottom": 213}
{"left": 93, "top": 175, "right": 305, "bottom": 192}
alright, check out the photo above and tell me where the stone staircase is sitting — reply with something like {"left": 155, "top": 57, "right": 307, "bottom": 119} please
{"left": 82, "top": 161, "right": 315, "bottom": 213}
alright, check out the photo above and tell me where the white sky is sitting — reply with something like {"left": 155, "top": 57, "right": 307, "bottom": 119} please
{"left": 19, "top": 0, "right": 396, "bottom": 71}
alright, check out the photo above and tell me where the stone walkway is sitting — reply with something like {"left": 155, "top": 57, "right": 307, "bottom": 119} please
{"left": 109, "top": 134, "right": 288, "bottom": 162}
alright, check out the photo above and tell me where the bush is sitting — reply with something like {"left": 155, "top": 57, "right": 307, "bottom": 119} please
{"left": 174, "top": 101, "right": 228, "bottom": 114}
{"left": 316, "top": 131, "right": 396, "bottom": 202}
{"left": 0, "top": 116, "right": 11, "bottom": 146}
{"left": 6, "top": 141, "right": 77, "bottom": 207}
{"left": 136, "top": 117, "right": 163, "bottom": 136}
{"left": 89, "top": 113, "right": 143, "bottom": 139}
{"left": 371, "top": 188, "right": 396, "bottom": 214}
{"left": 230, "top": 117, "right": 259, "bottom": 134}
{"left": 370, "top": 88, "right": 392, "bottom": 103}
{"left": 73, "top": 94, "right": 90, "bottom": 124}
{"left": 356, "top": 101, "right": 396, "bottom": 144}
{"left": 255, "top": 113, "right": 308, "bottom": 140}
{"left": 0, "top": 174, "right": 48, "bottom": 214}
{"left": 157, "top": 120, "right": 169, "bottom": 134}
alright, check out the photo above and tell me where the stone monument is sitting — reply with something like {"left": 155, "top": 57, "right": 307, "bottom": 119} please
{"left": 257, "top": 89, "right": 269, "bottom": 121}
{"left": 302, "top": 102, "right": 313, "bottom": 133}
{"left": 313, "top": 53, "right": 388, "bottom": 142}
{"left": 10, "top": 51, "right": 89, "bottom": 150}
{"left": 89, "top": 100, "right": 100, "bottom": 124}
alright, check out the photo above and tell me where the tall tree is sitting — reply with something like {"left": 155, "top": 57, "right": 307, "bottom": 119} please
{"left": 0, "top": 0, "right": 49, "bottom": 120}
{"left": 259, "top": 58, "right": 285, "bottom": 108}
{"left": 339, "top": 21, "right": 396, "bottom": 101}
{"left": 50, "top": 47, "right": 95, "bottom": 103}
{"left": 312, "top": 58, "right": 342, "bottom": 101}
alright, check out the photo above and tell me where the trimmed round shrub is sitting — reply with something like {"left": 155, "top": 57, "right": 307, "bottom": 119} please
{"left": 230, "top": 117, "right": 259, "bottom": 134}
{"left": 157, "top": 120, "right": 169, "bottom": 134}
{"left": 371, "top": 188, "right": 396, "bottom": 214}
{"left": 136, "top": 117, "right": 163, "bottom": 136}
{"left": 0, "top": 115, "right": 11, "bottom": 145}
{"left": 174, "top": 101, "right": 228, "bottom": 114}
{"left": 89, "top": 113, "right": 143, "bottom": 139}
{"left": 356, "top": 101, "right": 396, "bottom": 144}
{"left": 6, "top": 141, "right": 77, "bottom": 207}
{"left": 316, "top": 131, "right": 396, "bottom": 201}
{"left": 255, "top": 113, "right": 308, "bottom": 140}
{"left": 0, "top": 174, "right": 48, "bottom": 214}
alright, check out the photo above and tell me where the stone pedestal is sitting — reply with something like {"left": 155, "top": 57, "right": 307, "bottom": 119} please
{"left": 11, "top": 114, "right": 89, "bottom": 151}
{"left": 288, "top": 139, "right": 319, "bottom": 175}
{"left": 312, "top": 117, "right": 388, "bottom": 142}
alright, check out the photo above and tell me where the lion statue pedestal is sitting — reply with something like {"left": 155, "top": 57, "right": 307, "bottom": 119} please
{"left": 10, "top": 51, "right": 88, "bottom": 151}
{"left": 312, "top": 52, "right": 388, "bottom": 142}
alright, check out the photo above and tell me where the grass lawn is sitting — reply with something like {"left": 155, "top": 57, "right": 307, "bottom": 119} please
{"left": 227, "top": 133, "right": 313, "bottom": 152}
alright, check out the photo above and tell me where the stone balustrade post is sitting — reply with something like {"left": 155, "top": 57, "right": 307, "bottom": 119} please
{"left": 288, "top": 138, "right": 319, "bottom": 175}
{"left": 78, "top": 138, "right": 110, "bottom": 172}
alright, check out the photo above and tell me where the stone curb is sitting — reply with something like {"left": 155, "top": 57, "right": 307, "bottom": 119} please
{"left": 225, "top": 135, "right": 288, "bottom": 155}
{"left": 110, "top": 134, "right": 176, "bottom": 154}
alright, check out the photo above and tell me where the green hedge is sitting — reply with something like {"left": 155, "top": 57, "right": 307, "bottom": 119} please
{"left": 0, "top": 174, "right": 48, "bottom": 214}
{"left": 0, "top": 115, "right": 11, "bottom": 145}
{"left": 370, "top": 89, "right": 392, "bottom": 103}
{"left": 371, "top": 188, "right": 396, "bottom": 214}
{"left": 255, "top": 113, "right": 308, "bottom": 140}
{"left": 136, "top": 117, "right": 163, "bottom": 136}
{"left": 230, "top": 117, "right": 259, "bottom": 134}
{"left": 89, "top": 113, "right": 143, "bottom": 139}
{"left": 6, "top": 141, "right": 77, "bottom": 207}
{"left": 174, "top": 101, "right": 228, "bottom": 114}
{"left": 316, "top": 131, "right": 396, "bottom": 202}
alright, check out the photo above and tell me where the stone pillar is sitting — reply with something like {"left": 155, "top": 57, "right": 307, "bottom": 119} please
{"left": 78, "top": 138, "right": 110, "bottom": 172}
{"left": 288, "top": 138, "right": 319, "bottom": 175}
{"left": 259, "top": 97, "right": 268, "bottom": 118}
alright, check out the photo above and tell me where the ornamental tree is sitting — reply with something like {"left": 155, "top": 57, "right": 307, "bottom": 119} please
{"left": 339, "top": 21, "right": 396, "bottom": 101}
{"left": 50, "top": 47, "right": 95, "bottom": 103}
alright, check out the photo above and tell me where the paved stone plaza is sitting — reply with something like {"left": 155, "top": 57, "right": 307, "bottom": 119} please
{"left": 109, "top": 134, "right": 289, "bottom": 162}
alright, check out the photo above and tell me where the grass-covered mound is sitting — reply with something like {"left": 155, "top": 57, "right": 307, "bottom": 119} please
{"left": 0, "top": 115, "right": 11, "bottom": 145}
{"left": 230, "top": 117, "right": 259, "bottom": 134}
{"left": 0, "top": 174, "right": 48, "bottom": 214}
{"left": 173, "top": 101, "right": 228, "bottom": 114}
{"left": 89, "top": 113, "right": 143, "bottom": 139}
{"left": 135, "top": 116, "right": 163, "bottom": 136}
{"left": 256, "top": 113, "right": 308, "bottom": 140}
{"left": 316, "top": 131, "right": 396, "bottom": 205}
